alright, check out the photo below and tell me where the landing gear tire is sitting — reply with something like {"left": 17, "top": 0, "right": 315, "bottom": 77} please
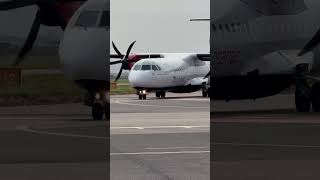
{"left": 139, "top": 94, "right": 142, "bottom": 100}
{"left": 156, "top": 92, "right": 161, "bottom": 98}
{"left": 202, "top": 89, "right": 208, "bottom": 97}
{"left": 92, "top": 102, "right": 104, "bottom": 120}
{"left": 160, "top": 91, "right": 166, "bottom": 98}
{"left": 295, "top": 79, "right": 311, "bottom": 112}
{"left": 312, "top": 82, "right": 320, "bottom": 112}
{"left": 104, "top": 103, "right": 109, "bottom": 121}
{"left": 142, "top": 94, "right": 147, "bottom": 100}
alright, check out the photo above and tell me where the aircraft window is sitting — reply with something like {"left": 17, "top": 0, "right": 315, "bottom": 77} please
{"left": 141, "top": 65, "right": 151, "bottom": 71}
{"left": 231, "top": 23, "right": 236, "bottom": 32}
{"left": 75, "top": 11, "right": 99, "bottom": 27}
{"left": 152, "top": 65, "right": 158, "bottom": 71}
{"left": 99, "top": 11, "right": 110, "bottom": 27}
{"left": 218, "top": 24, "right": 223, "bottom": 32}
{"left": 225, "top": 24, "right": 230, "bottom": 32}
{"left": 212, "top": 24, "right": 216, "bottom": 32}
{"left": 133, "top": 65, "right": 141, "bottom": 70}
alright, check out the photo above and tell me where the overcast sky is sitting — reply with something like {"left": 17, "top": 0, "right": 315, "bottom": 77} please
{"left": 0, "top": 0, "right": 210, "bottom": 73}
{"left": 111, "top": 0, "right": 210, "bottom": 54}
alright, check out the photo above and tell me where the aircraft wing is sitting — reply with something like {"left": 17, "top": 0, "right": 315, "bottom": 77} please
{"left": 110, "top": 54, "right": 163, "bottom": 59}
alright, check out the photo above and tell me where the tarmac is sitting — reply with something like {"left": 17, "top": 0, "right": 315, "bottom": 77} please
{"left": 1, "top": 91, "right": 320, "bottom": 179}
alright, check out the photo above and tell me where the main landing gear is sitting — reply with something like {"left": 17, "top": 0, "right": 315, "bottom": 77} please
{"left": 295, "top": 80, "right": 320, "bottom": 112}
{"left": 155, "top": 91, "right": 166, "bottom": 99}
{"left": 295, "top": 64, "right": 320, "bottom": 112}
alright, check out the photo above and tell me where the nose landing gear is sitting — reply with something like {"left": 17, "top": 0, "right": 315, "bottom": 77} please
{"left": 91, "top": 92, "right": 109, "bottom": 120}
{"left": 138, "top": 90, "right": 147, "bottom": 100}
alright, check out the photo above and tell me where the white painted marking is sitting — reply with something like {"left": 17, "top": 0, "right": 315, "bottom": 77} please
{"left": 17, "top": 126, "right": 108, "bottom": 140}
{"left": 114, "top": 100, "right": 208, "bottom": 109}
{"left": 146, "top": 147, "right": 209, "bottom": 150}
{"left": 111, "top": 125, "right": 209, "bottom": 129}
{"left": 216, "top": 142, "right": 320, "bottom": 148}
{"left": 110, "top": 150, "right": 210, "bottom": 156}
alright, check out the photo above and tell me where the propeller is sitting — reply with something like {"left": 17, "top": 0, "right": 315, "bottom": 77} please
{"left": 111, "top": 41, "right": 136, "bottom": 81}
{"left": 298, "top": 28, "right": 320, "bottom": 56}
{"left": 0, "top": 0, "right": 82, "bottom": 66}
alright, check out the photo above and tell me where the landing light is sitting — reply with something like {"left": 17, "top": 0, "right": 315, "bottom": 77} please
{"left": 95, "top": 93, "right": 101, "bottom": 100}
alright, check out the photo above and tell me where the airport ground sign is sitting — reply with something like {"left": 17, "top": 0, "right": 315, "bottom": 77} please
{"left": 0, "top": 68, "right": 21, "bottom": 87}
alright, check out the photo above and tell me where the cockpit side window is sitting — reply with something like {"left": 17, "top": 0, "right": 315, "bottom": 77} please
{"left": 133, "top": 65, "right": 141, "bottom": 70}
{"left": 152, "top": 65, "right": 159, "bottom": 71}
{"left": 99, "top": 11, "right": 110, "bottom": 27}
{"left": 75, "top": 11, "right": 99, "bottom": 27}
{"left": 156, "top": 65, "right": 161, "bottom": 70}
{"left": 141, "top": 65, "right": 151, "bottom": 71}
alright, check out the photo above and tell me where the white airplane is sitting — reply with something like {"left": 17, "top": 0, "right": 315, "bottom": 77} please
{"left": 0, "top": 0, "right": 110, "bottom": 120}
{"left": 111, "top": 42, "right": 210, "bottom": 99}
{"left": 211, "top": 0, "right": 320, "bottom": 112}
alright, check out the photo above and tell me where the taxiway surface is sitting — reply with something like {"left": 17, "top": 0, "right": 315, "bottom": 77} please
{"left": 2, "top": 91, "right": 319, "bottom": 180}
{"left": 212, "top": 93, "right": 320, "bottom": 180}
{"left": 110, "top": 92, "right": 210, "bottom": 180}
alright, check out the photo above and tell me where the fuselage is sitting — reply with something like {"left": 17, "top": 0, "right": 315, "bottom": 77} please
{"left": 59, "top": 0, "right": 110, "bottom": 92}
{"left": 210, "top": 0, "right": 320, "bottom": 100}
{"left": 212, "top": 0, "right": 320, "bottom": 76}
{"left": 128, "top": 53, "right": 210, "bottom": 93}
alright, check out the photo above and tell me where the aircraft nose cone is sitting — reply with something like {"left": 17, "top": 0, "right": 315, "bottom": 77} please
{"left": 59, "top": 28, "right": 109, "bottom": 82}
{"left": 129, "top": 71, "right": 153, "bottom": 88}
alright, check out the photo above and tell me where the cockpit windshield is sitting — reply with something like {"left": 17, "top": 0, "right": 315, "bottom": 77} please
{"left": 99, "top": 11, "right": 110, "bottom": 27}
{"left": 75, "top": 11, "right": 99, "bottom": 27}
{"left": 141, "top": 65, "right": 151, "bottom": 71}
{"left": 133, "top": 62, "right": 161, "bottom": 71}
{"left": 133, "top": 65, "right": 141, "bottom": 70}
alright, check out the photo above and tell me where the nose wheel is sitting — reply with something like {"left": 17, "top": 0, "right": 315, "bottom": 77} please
{"left": 91, "top": 91, "right": 109, "bottom": 121}
{"left": 138, "top": 90, "right": 147, "bottom": 100}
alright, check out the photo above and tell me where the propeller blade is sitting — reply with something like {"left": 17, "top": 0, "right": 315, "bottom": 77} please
{"left": 13, "top": 8, "right": 42, "bottom": 66}
{"left": 0, "top": 0, "right": 36, "bottom": 10}
{"left": 115, "top": 65, "right": 123, "bottom": 81}
{"left": 110, "top": 60, "right": 122, "bottom": 65}
{"left": 112, "top": 41, "right": 123, "bottom": 58}
{"left": 298, "top": 29, "right": 320, "bottom": 56}
{"left": 125, "top": 41, "right": 136, "bottom": 59}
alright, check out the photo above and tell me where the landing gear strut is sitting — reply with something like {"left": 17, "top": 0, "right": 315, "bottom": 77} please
{"left": 156, "top": 91, "right": 166, "bottom": 99}
{"left": 92, "top": 92, "right": 109, "bottom": 120}
{"left": 295, "top": 78, "right": 311, "bottom": 112}
{"left": 295, "top": 64, "right": 311, "bottom": 112}
{"left": 312, "top": 82, "right": 320, "bottom": 112}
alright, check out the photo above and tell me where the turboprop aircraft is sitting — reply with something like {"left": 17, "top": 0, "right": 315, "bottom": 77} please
{"left": 211, "top": 0, "right": 320, "bottom": 112}
{"left": 0, "top": 0, "right": 110, "bottom": 120}
{"left": 111, "top": 42, "right": 210, "bottom": 100}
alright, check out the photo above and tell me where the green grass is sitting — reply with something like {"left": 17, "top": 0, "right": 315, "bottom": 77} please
{"left": 0, "top": 74, "right": 84, "bottom": 106}
{"left": 0, "top": 74, "right": 135, "bottom": 106}
{"left": 110, "top": 80, "right": 135, "bottom": 95}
